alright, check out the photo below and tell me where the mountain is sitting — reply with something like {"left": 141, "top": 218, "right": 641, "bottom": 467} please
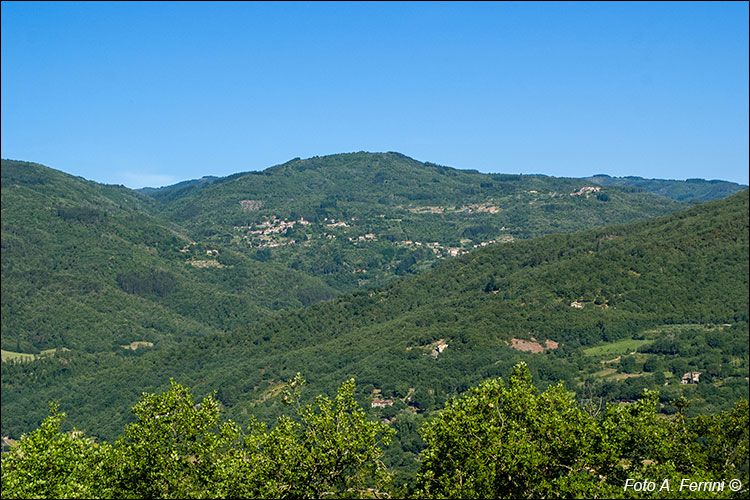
{"left": 136, "top": 176, "right": 219, "bottom": 196}
{"left": 3, "top": 153, "right": 703, "bottom": 357}
{"left": 584, "top": 174, "right": 747, "bottom": 203}
{"left": 3, "top": 189, "right": 746, "bottom": 450}
{"left": 142, "top": 152, "right": 689, "bottom": 292}
{"left": 1, "top": 160, "right": 336, "bottom": 354}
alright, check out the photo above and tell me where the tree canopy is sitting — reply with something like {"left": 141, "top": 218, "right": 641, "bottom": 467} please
{"left": 2, "top": 365, "right": 747, "bottom": 499}
{"left": 414, "top": 362, "right": 749, "bottom": 498}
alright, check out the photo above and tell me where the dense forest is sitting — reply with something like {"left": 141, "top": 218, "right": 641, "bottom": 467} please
{"left": 5, "top": 154, "right": 745, "bottom": 356}
{"left": 5, "top": 154, "right": 743, "bottom": 356}
{"left": 1, "top": 155, "right": 748, "bottom": 497}
{"left": 584, "top": 174, "right": 746, "bottom": 204}
{"left": 2, "top": 365, "right": 747, "bottom": 498}
{"left": 1, "top": 159, "right": 337, "bottom": 354}
{"left": 139, "top": 152, "right": 694, "bottom": 292}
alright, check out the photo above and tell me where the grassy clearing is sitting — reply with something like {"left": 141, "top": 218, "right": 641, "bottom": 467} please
{"left": 1, "top": 350, "right": 36, "bottom": 362}
{"left": 584, "top": 323, "right": 721, "bottom": 358}
{"left": 583, "top": 338, "right": 649, "bottom": 357}
{"left": 2, "top": 348, "right": 71, "bottom": 363}
{"left": 121, "top": 341, "right": 154, "bottom": 350}
{"left": 611, "top": 372, "right": 647, "bottom": 381}
{"left": 39, "top": 347, "right": 71, "bottom": 356}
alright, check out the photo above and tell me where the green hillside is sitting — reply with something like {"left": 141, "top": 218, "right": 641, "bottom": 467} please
{"left": 585, "top": 174, "right": 747, "bottom": 203}
{"left": 2, "top": 156, "right": 746, "bottom": 482}
{"left": 145, "top": 152, "right": 688, "bottom": 291}
{"left": 3, "top": 189, "right": 746, "bottom": 453}
{"left": 136, "top": 175, "right": 219, "bottom": 196}
{"left": 1, "top": 160, "right": 336, "bottom": 354}
{"left": 2, "top": 154, "right": 692, "bottom": 353}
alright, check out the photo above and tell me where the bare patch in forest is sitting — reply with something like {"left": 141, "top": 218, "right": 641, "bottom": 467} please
{"left": 507, "top": 337, "right": 559, "bottom": 353}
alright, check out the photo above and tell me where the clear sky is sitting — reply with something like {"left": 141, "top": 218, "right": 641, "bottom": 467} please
{"left": 2, "top": 1, "right": 748, "bottom": 188}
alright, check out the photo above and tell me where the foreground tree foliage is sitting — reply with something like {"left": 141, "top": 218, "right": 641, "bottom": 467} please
{"left": 1, "top": 365, "right": 747, "bottom": 499}
{"left": 1, "top": 377, "right": 394, "bottom": 499}
{"left": 414, "top": 362, "right": 749, "bottom": 499}
{"left": 0, "top": 403, "right": 113, "bottom": 498}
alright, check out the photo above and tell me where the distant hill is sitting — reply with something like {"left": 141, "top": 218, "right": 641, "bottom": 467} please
{"left": 136, "top": 176, "right": 219, "bottom": 197}
{"left": 143, "top": 152, "right": 690, "bottom": 292}
{"left": 2, "top": 154, "right": 701, "bottom": 353}
{"left": 3, "top": 188, "right": 746, "bottom": 446}
{"left": 1, "top": 160, "right": 336, "bottom": 354}
{"left": 3, "top": 154, "right": 746, "bottom": 453}
{"left": 584, "top": 174, "right": 747, "bottom": 203}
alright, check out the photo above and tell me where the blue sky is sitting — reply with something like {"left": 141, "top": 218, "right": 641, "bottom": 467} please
{"left": 2, "top": 1, "right": 748, "bottom": 187}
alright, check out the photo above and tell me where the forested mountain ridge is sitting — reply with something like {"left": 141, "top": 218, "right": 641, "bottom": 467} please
{"left": 136, "top": 175, "right": 218, "bottom": 196}
{"left": 141, "top": 152, "right": 688, "bottom": 291}
{"left": 585, "top": 173, "right": 747, "bottom": 203}
{"left": 3, "top": 188, "right": 746, "bottom": 456}
{"left": 2, "top": 153, "right": 692, "bottom": 356}
{"left": 146, "top": 156, "right": 747, "bottom": 206}
{"left": 2, "top": 155, "right": 747, "bottom": 482}
{"left": 1, "top": 159, "right": 336, "bottom": 354}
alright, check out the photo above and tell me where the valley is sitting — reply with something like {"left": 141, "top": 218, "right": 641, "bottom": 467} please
{"left": 1, "top": 153, "right": 748, "bottom": 490}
